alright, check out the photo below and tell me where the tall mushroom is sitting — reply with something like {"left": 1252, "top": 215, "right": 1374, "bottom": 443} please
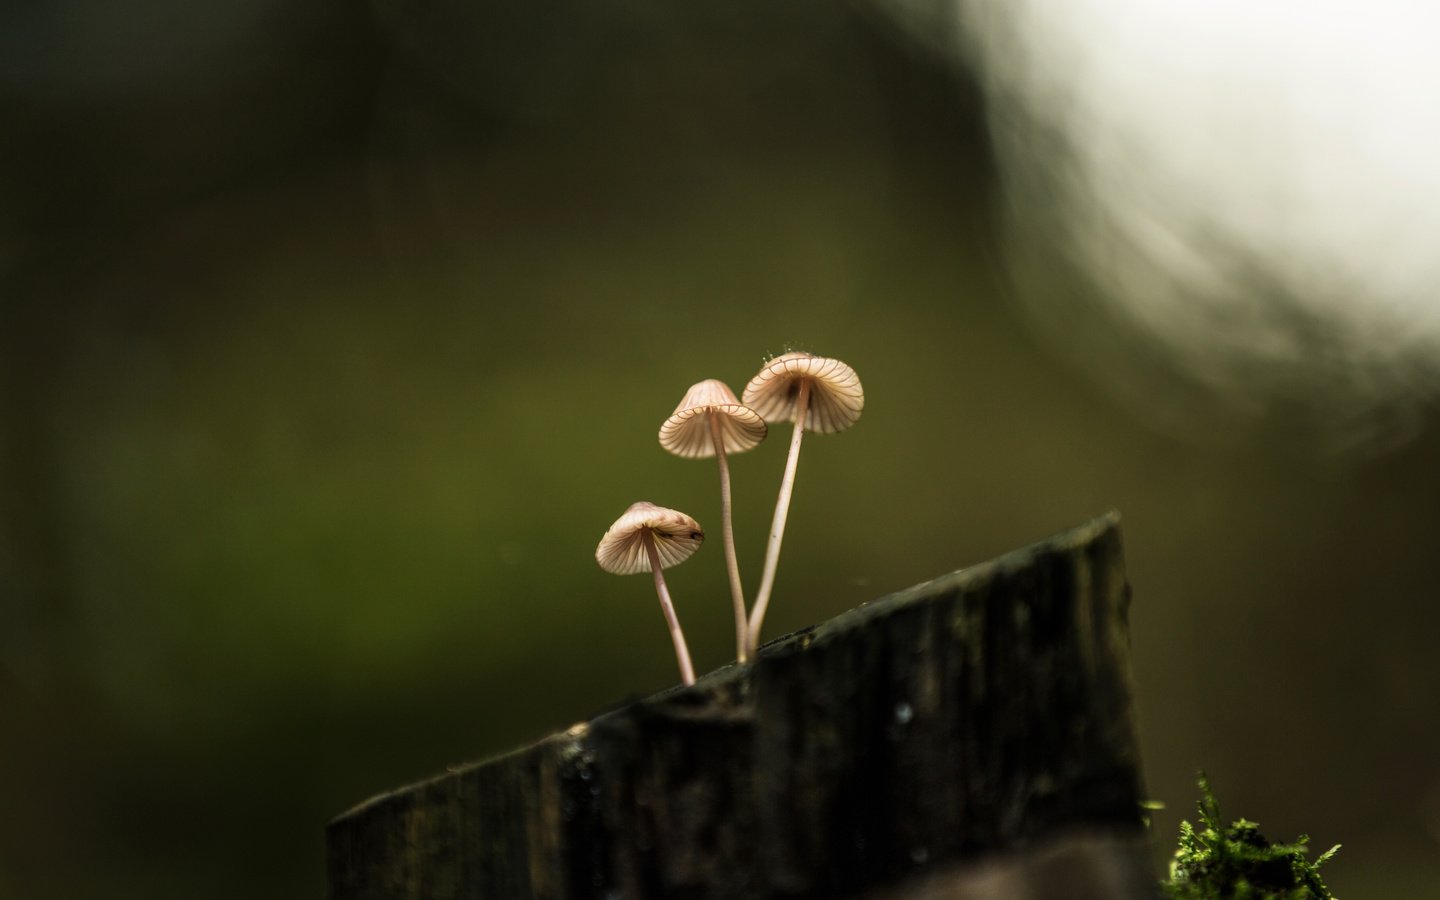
{"left": 659, "top": 379, "right": 767, "bottom": 663}
{"left": 741, "top": 352, "right": 864, "bottom": 655}
{"left": 595, "top": 501, "right": 705, "bottom": 686}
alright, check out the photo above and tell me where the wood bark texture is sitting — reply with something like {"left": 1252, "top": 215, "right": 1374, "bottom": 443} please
{"left": 327, "top": 511, "right": 1152, "bottom": 899}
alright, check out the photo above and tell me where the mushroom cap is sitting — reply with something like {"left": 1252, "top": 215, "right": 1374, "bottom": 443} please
{"left": 595, "top": 501, "right": 705, "bottom": 575}
{"left": 659, "top": 379, "right": 768, "bottom": 459}
{"left": 742, "top": 351, "right": 864, "bottom": 434}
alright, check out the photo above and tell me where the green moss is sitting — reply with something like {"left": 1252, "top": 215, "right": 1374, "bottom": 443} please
{"left": 1163, "top": 774, "right": 1341, "bottom": 899}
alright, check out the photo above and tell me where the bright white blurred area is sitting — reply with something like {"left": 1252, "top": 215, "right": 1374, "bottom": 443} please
{"left": 883, "top": 0, "right": 1440, "bottom": 450}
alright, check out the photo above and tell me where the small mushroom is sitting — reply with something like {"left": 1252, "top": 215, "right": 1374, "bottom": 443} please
{"left": 741, "top": 352, "right": 864, "bottom": 655}
{"left": 659, "top": 379, "right": 767, "bottom": 663}
{"left": 595, "top": 501, "right": 705, "bottom": 686}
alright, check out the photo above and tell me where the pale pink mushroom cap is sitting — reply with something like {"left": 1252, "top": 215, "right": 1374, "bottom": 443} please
{"left": 658, "top": 379, "right": 768, "bottom": 459}
{"left": 741, "top": 352, "right": 864, "bottom": 434}
{"left": 595, "top": 501, "right": 705, "bottom": 575}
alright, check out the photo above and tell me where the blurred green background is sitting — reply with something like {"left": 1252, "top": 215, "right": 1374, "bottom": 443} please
{"left": 4, "top": 2, "right": 1439, "bottom": 898}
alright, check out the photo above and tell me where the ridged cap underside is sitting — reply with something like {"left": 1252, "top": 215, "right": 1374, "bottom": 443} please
{"left": 595, "top": 501, "right": 705, "bottom": 575}
{"left": 660, "top": 405, "right": 767, "bottom": 458}
{"left": 659, "top": 379, "right": 767, "bottom": 458}
{"left": 742, "top": 352, "right": 864, "bottom": 434}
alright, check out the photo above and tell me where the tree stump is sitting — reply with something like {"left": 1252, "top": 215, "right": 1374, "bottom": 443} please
{"left": 327, "top": 512, "right": 1154, "bottom": 899}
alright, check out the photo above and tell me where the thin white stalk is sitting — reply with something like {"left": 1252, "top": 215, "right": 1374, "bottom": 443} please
{"left": 747, "top": 379, "right": 810, "bottom": 656}
{"left": 645, "top": 530, "right": 696, "bottom": 686}
{"left": 710, "top": 412, "right": 749, "bottom": 663}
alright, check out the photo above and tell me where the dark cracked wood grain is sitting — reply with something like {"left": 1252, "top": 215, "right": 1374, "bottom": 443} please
{"left": 327, "top": 511, "right": 1154, "bottom": 899}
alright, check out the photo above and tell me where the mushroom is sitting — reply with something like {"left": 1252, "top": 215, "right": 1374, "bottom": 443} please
{"left": 595, "top": 501, "right": 705, "bottom": 686}
{"left": 659, "top": 379, "right": 767, "bottom": 663}
{"left": 741, "top": 352, "right": 864, "bottom": 655}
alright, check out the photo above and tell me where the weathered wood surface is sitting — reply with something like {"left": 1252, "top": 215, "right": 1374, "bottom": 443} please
{"left": 327, "top": 511, "right": 1152, "bottom": 899}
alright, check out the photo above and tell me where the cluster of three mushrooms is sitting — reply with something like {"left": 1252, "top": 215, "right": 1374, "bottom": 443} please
{"left": 595, "top": 352, "right": 864, "bottom": 685}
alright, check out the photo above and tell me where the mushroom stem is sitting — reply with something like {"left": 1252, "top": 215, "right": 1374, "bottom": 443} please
{"left": 644, "top": 530, "right": 696, "bottom": 686}
{"left": 709, "top": 412, "right": 749, "bottom": 664}
{"left": 748, "top": 378, "right": 811, "bottom": 656}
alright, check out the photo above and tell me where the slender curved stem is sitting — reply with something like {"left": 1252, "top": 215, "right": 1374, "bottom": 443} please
{"left": 710, "top": 413, "right": 749, "bottom": 663}
{"left": 747, "top": 379, "right": 810, "bottom": 656}
{"left": 645, "top": 530, "right": 695, "bottom": 686}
